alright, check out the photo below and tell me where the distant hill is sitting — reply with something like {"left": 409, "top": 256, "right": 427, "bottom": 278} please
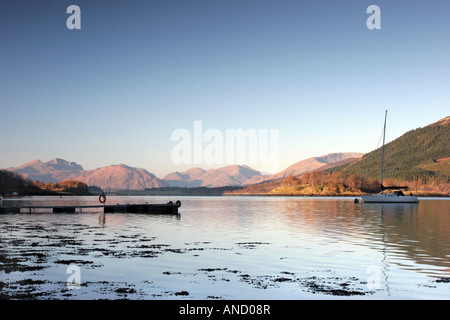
{"left": 9, "top": 158, "right": 83, "bottom": 183}
{"left": 46, "top": 158, "right": 84, "bottom": 171}
{"left": 164, "top": 165, "right": 263, "bottom": 188}
{"left": 200, "top": 165, "right": 263, "bottom": 187}
{"left": 164, "top": 167, "right": 207, "bottom": 187}
{"left": 75, "top": 164, "right": 167, "bottom": 190}
{"left": 330, "top": 116, "right": 450, "bottom": 183}
{"left": 269, "top": 152, "right": 364, "bottom": 180}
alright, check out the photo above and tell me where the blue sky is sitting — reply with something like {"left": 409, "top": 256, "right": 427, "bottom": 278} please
{"left": 1, "top": 0, "right": 449, "bottom": 177}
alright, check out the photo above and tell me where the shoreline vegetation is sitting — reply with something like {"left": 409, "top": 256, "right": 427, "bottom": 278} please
{"left": 0, "top": 170, "right": 91, "bottom": 196}
{"left": 1, "top": 169, "right": 449, "bottom": 198}
{"left": 1, "top": 171, "right": 448, "bottom": 199}
{"left": 225, "top": 172, "right": 449, "bottom": 197}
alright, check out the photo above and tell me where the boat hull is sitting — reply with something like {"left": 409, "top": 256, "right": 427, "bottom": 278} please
{"left": 361, "top": 194, "right": 419, "bottom": 203}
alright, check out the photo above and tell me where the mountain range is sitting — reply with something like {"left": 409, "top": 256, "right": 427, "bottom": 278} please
{"left": 6, "top": 152, "right": 363, "bottom": 190}
{"left": 9, "top": 160, "right": 167, "bottom": 190}
{"left": 163, "top": 165, "right": 264, "bottom": 188}
{"left": 10, "top": 158, "right": 83, "bottom": 183}
{"left": 4, "top": 116, "right": 448, "bottom": 193}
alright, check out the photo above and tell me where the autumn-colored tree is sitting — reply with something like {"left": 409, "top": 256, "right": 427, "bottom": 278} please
{"left": 282, "top": 175, "right": 300, "bottom": 186}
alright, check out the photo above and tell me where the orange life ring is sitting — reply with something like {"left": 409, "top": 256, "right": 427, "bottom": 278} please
{"left": 99, "top": 194, "right": 106, "bottom": 204}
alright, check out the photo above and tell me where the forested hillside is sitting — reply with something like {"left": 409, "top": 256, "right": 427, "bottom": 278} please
{"left": 0, "top": 170, "right": 91, "bottom": 195}
{"left": 330, "top": 117, "right": 449, "bottom": 184}
{"left": 229, "top": 117, "right": 449, "bottom": 196}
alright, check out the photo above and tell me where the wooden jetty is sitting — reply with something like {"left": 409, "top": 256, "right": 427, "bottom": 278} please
{"left": 0, "top": 200, "right": 181, "bottom": 215}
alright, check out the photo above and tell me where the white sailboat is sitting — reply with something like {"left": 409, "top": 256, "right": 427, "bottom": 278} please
{"left": 360, "top": 110, "right": 419, "bottom": 203}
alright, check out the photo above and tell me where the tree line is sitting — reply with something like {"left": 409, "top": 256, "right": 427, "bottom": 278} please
{"left": 269, "top": 170, "right": 449, "bottom": 196}
{"left": 0, "top": 170, "right": 90, "bottom": 195}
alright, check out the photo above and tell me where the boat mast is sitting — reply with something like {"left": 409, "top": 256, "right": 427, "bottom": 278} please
{"left": 380, "top": 110, "right": 387, "bottom": 194}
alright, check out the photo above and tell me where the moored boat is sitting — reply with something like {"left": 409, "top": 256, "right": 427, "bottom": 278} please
{"left": 361, "top": 191, "right": 419, "bottom": 203}
{"left": 360, "top": 111, "right": 419, "bottom": 204}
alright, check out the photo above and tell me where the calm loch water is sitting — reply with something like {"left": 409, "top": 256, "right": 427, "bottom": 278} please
{"left": 0, "top": 196, "right": 449, "bottom": 299}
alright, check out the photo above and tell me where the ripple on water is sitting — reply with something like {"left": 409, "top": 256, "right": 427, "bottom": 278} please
{"left": 1, "top": 196, "right": 449, "bottom": 299}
